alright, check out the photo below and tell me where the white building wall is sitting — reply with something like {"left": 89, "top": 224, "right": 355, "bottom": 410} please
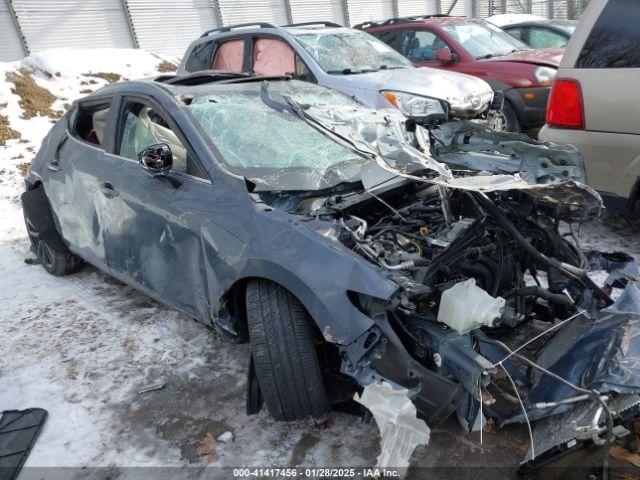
{"left": 0, "top": 0, "right": 25, "bottom": 61}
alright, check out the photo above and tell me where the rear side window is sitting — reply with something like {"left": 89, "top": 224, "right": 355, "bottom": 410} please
{"left": 399, "top": 30, "right": 448, "bottom": 61}
{"left": 504, "top": 27, "right": 524, "bottom": 43}
{"left": 212, "top": 39, "right": 245, "bottom": 72}
{"left": 576, "top": 0, "right": 640, "bottom": 68}
{"left": 184, "top": 41, "right": 215, "bottom": 72}
{"left": 529, "top": 27, "right": 567, "bottom": 49}
{"left": 74, "top": 103, "right": 111, "bottom": 146}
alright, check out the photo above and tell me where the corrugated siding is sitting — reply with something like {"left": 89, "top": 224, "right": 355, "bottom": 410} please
{"left": 289, "top": 0, "right": 347, "bottom": 26}
{"left": 440, "top": 0, "right": 465, "bottom": 16}
{"left": 127, "top": 0, "right": 219, "bottom": 56}
{"left": 217, "top": 0, "right": 289, "bottom": 26}
{"left": 397, "top": 0, "right": 437, "bottom": 17}
{"left": 346, "top": 0, "right": 394, "bottom": 26}
{"left": 0, "top": 0, "right": 25, "bottom": 61}
{"left": 12, "top": 0, "right": 134, "bottom": 52}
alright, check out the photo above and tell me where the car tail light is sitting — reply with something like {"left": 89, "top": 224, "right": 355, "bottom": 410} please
{"left": 546, "top": 79, "right": 584, "bottom": 129}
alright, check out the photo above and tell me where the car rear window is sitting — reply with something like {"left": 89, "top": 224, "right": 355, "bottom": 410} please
{"left": 576, "top": 0, "right": 640, "bottom": 68}
{"left": 184, "top": 41, "right": 215, "bottom": 72}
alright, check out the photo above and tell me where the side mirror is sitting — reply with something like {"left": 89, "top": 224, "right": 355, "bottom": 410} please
{"left": 138, "top": 144, "right": 172, "bottom": 176}
{"left": 434, "top": 48, "right": 454, "bottom": 63}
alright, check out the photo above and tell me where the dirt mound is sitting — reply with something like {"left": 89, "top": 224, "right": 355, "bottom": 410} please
{"left": 5, "top": 69, "right": 60, "bottom": 119}
{"left": 0, "top": 105, "right": 21, "bottom": 147}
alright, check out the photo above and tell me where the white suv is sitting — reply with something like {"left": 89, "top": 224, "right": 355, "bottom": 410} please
{"left": 178, "top": 22, "right": 499, "bottom": 125}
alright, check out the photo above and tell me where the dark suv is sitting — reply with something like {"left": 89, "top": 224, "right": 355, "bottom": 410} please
{"left": 358, "top": 15, "right": 563, "bottom": 133}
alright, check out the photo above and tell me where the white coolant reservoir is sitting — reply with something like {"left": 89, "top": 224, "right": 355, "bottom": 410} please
{"left": 437, "top": 278, "right": 506, "bottom": 334}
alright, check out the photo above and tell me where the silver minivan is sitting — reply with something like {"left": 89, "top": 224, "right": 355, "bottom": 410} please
{"left": 539, "top": 0, "right": 640, "bottom": 213}
{"left": 178, "top": 22, "right": 500, "bottom": 126}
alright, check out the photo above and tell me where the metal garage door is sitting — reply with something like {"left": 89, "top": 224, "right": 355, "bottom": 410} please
{"left": 346, "top": 0, "right": 395, "bottom": 26}
{"left": 12, "top": 0, "right": 134, "bottom": 53}
{"left": 441, "top": 0, "right": 466, "bottom": 15}
{"left": 0, "top": 0, "right": 25, "bottom": 61}
{"left": 289, "top": 0, "right": 347, "bottom": 26}
{"left": 217, "top": 0, "right": 290, "bottom": 27}
{"left": 396, "top": 0, "right": 437, "bottom": 17}
{"left": 127, "top": 0, "right": 219, "bottom": 56}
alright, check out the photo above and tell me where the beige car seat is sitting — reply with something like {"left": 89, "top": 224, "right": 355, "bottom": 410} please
{"left": 91, "top": 108, "right": 109, "bottom": 145}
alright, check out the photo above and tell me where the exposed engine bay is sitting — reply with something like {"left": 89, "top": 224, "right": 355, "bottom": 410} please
{"left": 249, "top": 90, "right": 640, "bottom": 474}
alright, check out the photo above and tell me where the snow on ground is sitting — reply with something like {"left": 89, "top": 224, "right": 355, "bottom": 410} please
{"left": 0, "top": 48, "right": 638, "bottom": 478}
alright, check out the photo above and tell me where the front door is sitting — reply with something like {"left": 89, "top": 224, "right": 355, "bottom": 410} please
{"left": 95, "top": 97, "right": 213, "bottom": 319}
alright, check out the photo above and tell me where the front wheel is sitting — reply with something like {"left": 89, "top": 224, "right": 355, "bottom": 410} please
{"left": 503, "top": 100, "right": 522, "bottom": 132}
{"left": 245, "top": 279, "right": 330, "bottom": 421}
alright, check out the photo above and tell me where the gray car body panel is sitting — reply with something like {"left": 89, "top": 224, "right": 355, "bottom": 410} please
{"left": 177, "top": 26, "right": 494, "bottom": 117}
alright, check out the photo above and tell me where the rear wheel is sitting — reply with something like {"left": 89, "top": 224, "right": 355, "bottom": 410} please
{"left": 24, "top": 213, "right": 83, "bottom": 276}
{"left": 245, "top": 279, "right": 330, "bottom": 421}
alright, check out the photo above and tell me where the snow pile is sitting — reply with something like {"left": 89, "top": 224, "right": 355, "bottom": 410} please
{"left": 0, "top": 48, "right": 173, "bottom": 241}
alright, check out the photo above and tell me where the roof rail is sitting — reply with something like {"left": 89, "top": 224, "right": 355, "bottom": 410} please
{"left": 283, "top": 21, "right": 343, "bottom": 28}
{"left": 353, "top": 14, "right": 451, "bottom": 30}
{"left": 200, "top": 22, "right": 278, "bottom": 38}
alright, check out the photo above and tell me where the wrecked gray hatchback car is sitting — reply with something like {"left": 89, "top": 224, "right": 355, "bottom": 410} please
{"left": 22, "top": 73, "right": 640, "bottom": 473}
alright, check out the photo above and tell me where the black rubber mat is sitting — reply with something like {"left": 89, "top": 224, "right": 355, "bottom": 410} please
{"left": 0, "top": 408, "right": 47, "bottom": 480}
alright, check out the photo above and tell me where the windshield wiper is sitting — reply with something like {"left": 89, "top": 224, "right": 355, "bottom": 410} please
{"left": 327, "top": 67, "right": 381, "bottom": 75}
{"left": 327, "top": 68, "right": 361, "bottom": 75}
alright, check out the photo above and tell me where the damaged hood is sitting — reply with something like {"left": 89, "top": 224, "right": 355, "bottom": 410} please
{"left": 334, "top": 66, "right": 494, "bottom": 114}
{"left": 286, "top": 101, "right": 602, "bottom": 219}
{"left": 483, "top": 48, "right": 563, "bottom": 68}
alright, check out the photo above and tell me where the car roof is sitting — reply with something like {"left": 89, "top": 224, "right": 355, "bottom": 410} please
{"left": 504, "top": 19, "right": 577, "bottom": 28}
{"left": 355, "top": 15, "right": 476, "bottom": 30}
{"left": 282, "top": 26, "right": 357, "bottom": 35}
{"left": 196, "top": 21, "right": 358, "bottom": 40}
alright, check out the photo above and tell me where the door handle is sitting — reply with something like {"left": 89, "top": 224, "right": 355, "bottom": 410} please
{"left": 98, "top": 181, "right": 119, "bottom": 198}
{"left": 47, "top": 162, "right": 62, "bottom": 172}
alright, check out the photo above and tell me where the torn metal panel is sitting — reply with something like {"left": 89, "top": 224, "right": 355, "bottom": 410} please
{"left": 354, "top": 382, "right": 430, "bottom": 469}
{"left": 432, "top": 121, "right": 588, "bottom": 185}
{"left": 523, "top": 283, "right": 640, "bottom": 414}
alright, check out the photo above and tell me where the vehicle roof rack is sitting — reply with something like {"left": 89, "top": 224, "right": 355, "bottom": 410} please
{"left": 283, "top": 21, "right": 343, "bottom": 28}
{"left": 353, "top": 14, "right": 451, "bottom": 29}
{"left": 200, "top": 22, "right": 278, "bottom": 38}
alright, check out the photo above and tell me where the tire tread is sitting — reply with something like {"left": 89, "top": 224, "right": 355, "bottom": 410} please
{"left": 246, "top": 279, "right": 330, "bottom": 421}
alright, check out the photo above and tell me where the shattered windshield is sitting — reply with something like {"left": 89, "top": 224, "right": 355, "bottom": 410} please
{"left": 443, "top": 20, "right": 529, "bottom": 59}
{"left": 186, "top": 84, "right": 368, "bottom": 190}
{"left": 293, "top": 31, "right": 413, "bottom": 74}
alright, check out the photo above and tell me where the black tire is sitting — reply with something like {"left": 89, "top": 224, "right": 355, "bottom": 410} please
{"left": 503, "top": 100, "right": 522, "bottom": 133}
{"left": 245, "top": 279, "right": 330, "bottom": 421}
{"left": 24, "top": 213, "right": 83, "bottom": 276}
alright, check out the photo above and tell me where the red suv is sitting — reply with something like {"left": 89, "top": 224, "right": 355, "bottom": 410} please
{"left": 358, "top": 15, "right": 562, "bottom": 133}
